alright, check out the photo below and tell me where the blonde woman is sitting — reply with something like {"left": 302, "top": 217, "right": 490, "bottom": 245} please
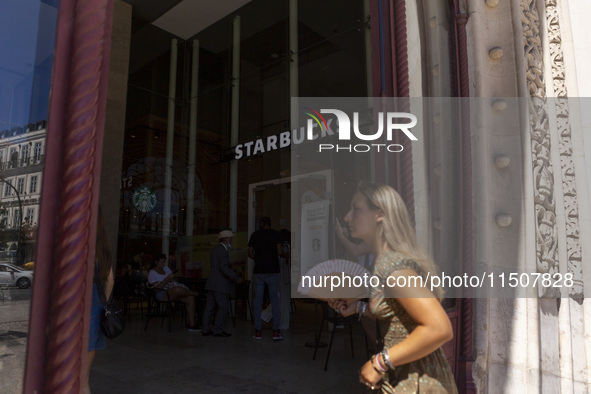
{"left": 329, "top": 183, "right": 457, "bottom": 393}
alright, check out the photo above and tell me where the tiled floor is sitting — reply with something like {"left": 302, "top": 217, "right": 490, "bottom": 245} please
{"left": 90, "top": 302, "right": 371, "bottom": 393}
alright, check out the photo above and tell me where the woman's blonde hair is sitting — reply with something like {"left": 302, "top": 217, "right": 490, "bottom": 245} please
{"left": 96, "top": 205, "right": 113, "bottom": 283}
{"left": 357, "top": 182, "right": 443, "bottom": 299}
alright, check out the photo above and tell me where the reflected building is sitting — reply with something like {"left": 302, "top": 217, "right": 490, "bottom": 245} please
{"left": 0, "top": 121, "right": 45, "bottom": 262}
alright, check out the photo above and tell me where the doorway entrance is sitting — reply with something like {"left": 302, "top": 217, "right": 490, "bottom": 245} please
{"left": 249, "top": 181, "right": 291, "bottom": 239}
{"left": 247, "top": 171, "right": 334, "bottom": 330}
{"left": 247, "top": 170, "right": 334, "bottom": 275}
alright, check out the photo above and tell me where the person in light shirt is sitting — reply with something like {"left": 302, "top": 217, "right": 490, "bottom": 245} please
{"left": 148, "top": 253, "right": 200, "bottom": 331}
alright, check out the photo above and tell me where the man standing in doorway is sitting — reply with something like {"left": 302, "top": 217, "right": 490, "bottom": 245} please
{"left": 202, "top": 230, "right": 243, "bottom": 337}
{"left": 249, "top": 217, "right": 283, "bottom": 340}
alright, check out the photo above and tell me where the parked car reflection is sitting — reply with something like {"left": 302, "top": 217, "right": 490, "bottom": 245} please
{"left": 0, "top": 263, "right": 33, "bottom": 289}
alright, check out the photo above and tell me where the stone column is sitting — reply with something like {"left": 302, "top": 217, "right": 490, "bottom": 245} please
{"left": 469, "top": 0, "right": 591, "bottom": 391}
{"left": 100, "top": 0, "right": 132, "bottom": 266}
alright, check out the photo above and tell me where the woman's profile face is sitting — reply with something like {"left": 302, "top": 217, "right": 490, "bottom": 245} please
{"left": 156, "top": 257, "right": 166, "bottom": 269}
{"left": 344, "top": 192, "right": 380, "bottom": 242}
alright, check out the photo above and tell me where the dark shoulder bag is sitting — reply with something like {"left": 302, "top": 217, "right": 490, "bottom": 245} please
{"left": 94, "top": 264, "right": 125, "bottom": 339}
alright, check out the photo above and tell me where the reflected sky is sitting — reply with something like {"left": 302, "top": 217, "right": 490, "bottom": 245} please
{"left": 0, "top": 0, "right": 58, "bottom": 131}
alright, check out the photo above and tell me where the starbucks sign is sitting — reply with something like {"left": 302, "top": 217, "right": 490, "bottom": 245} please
{"left": 132, "top": 185, "right": 157, "bottom": 212}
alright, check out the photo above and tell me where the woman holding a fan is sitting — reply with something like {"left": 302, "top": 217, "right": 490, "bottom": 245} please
{"left": 329, "top": 183, "right": 457, "bottom": 393}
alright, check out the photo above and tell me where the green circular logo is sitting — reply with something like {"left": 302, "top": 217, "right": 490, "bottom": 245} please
{"left": 132, "top": 185, "right": 157, "bottom": 212}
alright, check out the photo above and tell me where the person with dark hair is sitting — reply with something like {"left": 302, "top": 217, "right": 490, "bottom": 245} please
{"left": 202, "top": 230, "right": 243, "bottom": 337}
{"left": 148, "top": 253, "right": 200, "bottom": 331}
{"left": 87, "top": 206, "right": 115, "bottom": 393}
{"left": 248, "top": 216, "right": 283, "bottom": 340}
{"left": 329, "top": 183, "right": 456, "bottom": 393}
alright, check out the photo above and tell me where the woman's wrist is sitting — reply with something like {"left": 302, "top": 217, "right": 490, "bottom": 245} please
{"left": 371, "top": 354, "right": 387, "bottom": 375}
{"left": 381, "top": 348, "right": 395, "bottom": 370}
{"left": 368, "top": 347, "right": 397, "bottom": 376}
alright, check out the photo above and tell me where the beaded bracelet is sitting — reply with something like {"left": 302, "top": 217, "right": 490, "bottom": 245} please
{"left": 381, "top": 348, "right": 395, "bottom": 370}
{"left": 372, "top": 354, "right": 388, "bottom": 374}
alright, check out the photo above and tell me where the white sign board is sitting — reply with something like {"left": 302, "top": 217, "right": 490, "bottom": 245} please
{"left": 300, "top": 199, "right": 330, "bottom": 277}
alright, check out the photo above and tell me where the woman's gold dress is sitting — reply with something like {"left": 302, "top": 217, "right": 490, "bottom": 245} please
{"left": 369, "top": 250, "right": 458, "bottom": 393}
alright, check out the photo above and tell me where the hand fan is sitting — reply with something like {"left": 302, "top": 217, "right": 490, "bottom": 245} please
{"left": 298, "top": 259, "right": 371, "bottom": 300}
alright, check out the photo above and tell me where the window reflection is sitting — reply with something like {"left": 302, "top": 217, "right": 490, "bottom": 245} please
{"left": 0, "top": 0, "right": 57, "bottom": 391}
{"left": 119, "top": 0, "right": 370, "bottom": 267}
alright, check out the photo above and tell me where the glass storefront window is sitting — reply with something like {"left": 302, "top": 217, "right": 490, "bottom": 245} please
{"left": 298, "top": 0, "right": 369, "bottom": 97}
{"left": 0, "top": 0, "right": 58, "bottom": 392}
{"left": 1, "top": 0, "right": 473, "bottom": 390}
{"left": 118, "top": 0, "right": 372, "bottom": 276}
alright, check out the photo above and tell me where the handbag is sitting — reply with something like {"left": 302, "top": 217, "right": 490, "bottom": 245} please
{"left": 94, "top": 264, "right": 125, "bottom": 339}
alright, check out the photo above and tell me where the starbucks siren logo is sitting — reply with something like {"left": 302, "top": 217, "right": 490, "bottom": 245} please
{"left": 132, "top": 185, "right": 157, "bottom": 212}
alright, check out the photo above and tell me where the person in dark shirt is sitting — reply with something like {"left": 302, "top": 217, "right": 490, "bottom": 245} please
{"left": 248, "top": 216, "right": 283, "bottom": 340}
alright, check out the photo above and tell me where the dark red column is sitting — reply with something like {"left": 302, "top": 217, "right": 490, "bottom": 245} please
{"left": 24, "top": 0, "right": 114, "bottom": 392}
{"left": 370, "top": 1, "right": 474, "bottom": 392}
{"left": 453, "top": 4, "right": 475, "bottom": 393}
{"left": 388, "top": 0, "right": 414, "bottom": 226}
{"left": 369, "top": 0, "right": 414, "bottom": 224}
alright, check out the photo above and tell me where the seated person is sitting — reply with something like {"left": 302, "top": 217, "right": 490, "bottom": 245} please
{"left": 147, "top": 253, "right": 200, "bottom": 331}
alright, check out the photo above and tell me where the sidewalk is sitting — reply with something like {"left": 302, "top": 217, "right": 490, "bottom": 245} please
{"left": 90, "top": 302, "right": 367, "bottom": 393}
{"left": 0, "top": 297, "right": 31, "bottom": 394}
{"left": 0, "top": 299, "right": 370, "bottom": 393}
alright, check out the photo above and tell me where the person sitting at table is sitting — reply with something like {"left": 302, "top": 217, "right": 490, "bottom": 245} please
{"left": 147, "top": 253, "right": 200, "bottom": 332}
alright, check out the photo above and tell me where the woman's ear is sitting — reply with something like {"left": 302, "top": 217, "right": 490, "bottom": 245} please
{"left": 376, "top": 209, "right": 384, "bottom": 223}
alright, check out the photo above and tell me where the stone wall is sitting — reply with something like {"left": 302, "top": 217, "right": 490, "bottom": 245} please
{"left": 468, "top": 0, "right": 591, "bottom": 391}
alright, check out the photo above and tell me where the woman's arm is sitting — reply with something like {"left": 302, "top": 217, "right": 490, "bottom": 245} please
{"left": 360, "top": 269, "right": 452, "bottom": 386}
{"left": 385, "top": 300, "right": 452, "bottom": 363}
{"left": 104, "top": 268, "right": 115, "bottom": 300}
{"left": 148, "top": 269, "right": 174, "bottom": 289}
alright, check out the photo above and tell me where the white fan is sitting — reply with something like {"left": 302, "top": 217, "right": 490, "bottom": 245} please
{"left": 298, "top": 259, "right": 371, "bottom": 300}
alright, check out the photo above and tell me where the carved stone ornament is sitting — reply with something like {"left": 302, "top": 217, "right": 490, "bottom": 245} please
{"left": 494, "top": 154, "right": 510, "bottom": 168}
{"left": 489, "top": 47, "right": 503, "bottom": 60}
{"left": 545, "top": 0, "right": 583, "bottom": 298}
{"left": 495, "top": 214, "right": 512, "bottom": 227}
{"left": 492, "top": 99, "right": 507, "bottom": 112}
{"left": 520, "top": 0, "right": 560, "bottom": 298}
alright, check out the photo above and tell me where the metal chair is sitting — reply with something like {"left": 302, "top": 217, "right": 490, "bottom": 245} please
{"left": 144, "top": 286, "right": 172, "bottom": 332}
{"left": 113, "top": 275, "right": 147, "bottom": 321}
{"left": 229, "top": 279, "right": 252, "bottom": 327}
{"left": 312, "top": 300, "right": 369, "bottom": 371}
{"left": 126, "top": 279, "right": 146, "bottom": 320}
{"left": 176, "top": 277, "right": 207, "bottom": 328}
